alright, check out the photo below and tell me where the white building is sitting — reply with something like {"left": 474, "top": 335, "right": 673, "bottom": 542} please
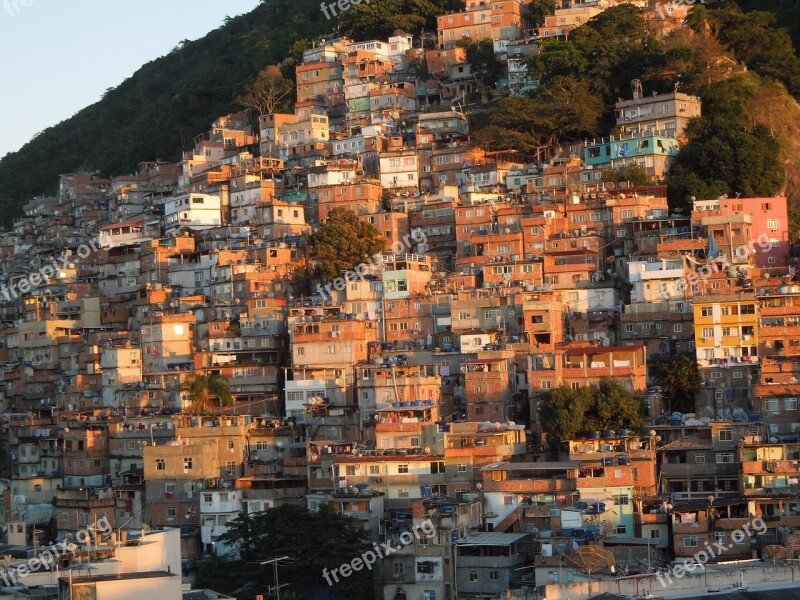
{"left": 162, "top": 193, "right": 222, "bottom": 234}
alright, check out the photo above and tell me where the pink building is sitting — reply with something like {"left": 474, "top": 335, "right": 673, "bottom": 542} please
{"left": 700, "top": 197, "right": 789, "bottom": 268}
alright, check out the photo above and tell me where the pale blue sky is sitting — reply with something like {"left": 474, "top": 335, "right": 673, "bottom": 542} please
{"left": 0, "top": 0, "right": 261, "bottom": 158}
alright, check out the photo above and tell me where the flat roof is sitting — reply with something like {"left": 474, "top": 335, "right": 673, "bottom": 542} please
{"left": 63, "top": 570, "right": 176, "bottom": 584}
{"left": 481, "top": 461, "right": 580, "bottom": 471}
{"left": 456, "top": 532, "right": 529, "bottom": 546}
{"left": 463, "top": 358, "right": 505, "bottom": 365}
{"left": 562, "top": 344, "right": 645, "bottom": 356}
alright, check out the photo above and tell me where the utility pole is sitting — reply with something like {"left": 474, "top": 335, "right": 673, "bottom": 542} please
{"left": 261, "top": 556, "right": 290, "bottom": 600}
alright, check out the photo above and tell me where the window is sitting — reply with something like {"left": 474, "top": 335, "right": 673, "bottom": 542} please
{"left": 166, "top": 507, "right": 177, "bottom": 519}
{"left": 702, "top": 327, "right": 714, "bottom": 338}
{"left": 183, "top": 458, "right": 193, "bottom": 470}
{"left": 719, "top": 428, "right": 733, "bottom": 441}
{"left": 615, "top": 525, "right": 627, "bottom": 535}
{"left": 489, "top": 570, "right": 499, "bottom": 581}
{"left": 203, "top": 493, "right": 213, "bottom": 503}
{"left": 673, "top": 324, "right": 683, "bottom": 333}
{"left": 504, "top": 495, "right": 514, "bottom": 505}
{"left": 369, "top": 465, "right": 380, "bottom": 475}
{"left": 701, "top": 307, "right": 713, "bottom": 317}
{"left": 650, "top": 529, "right": 661, "bottom": 539}
{"left": 165, "top": 482, "right": 175, "bottom": 494}
{"left": 398, "top": 489, "right": 409, "bottom": 498}
{"left": 767, "top": 219, "right": 780, "bottom": 230}
{"left": 457, "top": 463, "right": 468, "bottom": 473}
{"left": 695, "top": 455, "right": 706, "bottom": 464}
{"left": 715, "top": 532, "right": 726, "bottom": 545}
{"left": 227, "top": 461, "right": 236, "bottom": 476}
{"left": 786, "top": 398, "right": 798, "bottom": 411}
{"left": 155, "top": 458, "right": 165, "bottom": 471}
{"left": 228, "top": 440, "right": 235, "bottom": 451}
{"left": 625, "top": 324, "right": 634, "bottom": 333}
{"left": 765, "top": 399, "right": 779, "bottom": 412}
{"left": 613, "top": 495, "right": 629, "bottom": 505}
{"left": 398, "top": 464, "right": 409, "bottom": 474}
{"left": 430, "top": 461, "right": 445, "bottom": 474}
{"left": 684, "top": 535, "right": 697, "bottom": 548}
{"left": 469, "top": 571, "right": 479, "bottom": 582}
{"left": 716, "top": 453, "right": 734, "bottom": 463}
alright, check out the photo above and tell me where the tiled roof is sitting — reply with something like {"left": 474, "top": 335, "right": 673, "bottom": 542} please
{"left": 656, "top": 434, "right": 712, "bottom": 452}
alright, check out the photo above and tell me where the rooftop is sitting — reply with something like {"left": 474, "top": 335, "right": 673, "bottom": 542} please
{"left": 456, "top": 532, "right": 529, "bottom": 546}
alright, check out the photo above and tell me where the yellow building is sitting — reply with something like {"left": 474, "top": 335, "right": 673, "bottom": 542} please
{"left": 693, "top": 293, "right": 759, "bottom": 418}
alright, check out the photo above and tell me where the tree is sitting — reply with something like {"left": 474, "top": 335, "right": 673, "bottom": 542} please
{"left": 538, "top": 378, "right": 646, "bottom": 445}
{"left": 308, "top": 208, "right": 387, "bottom": 286}
{"left": 461, "top": 39, "right": 506, "bottom": 88}
{"left": 180, "top": 372, "right": 232, "bottom": 414}
{"left": 237, "top": 65, "right": 294, "bottom": 116}
{"left": 656, "top": 353, "right": 702, "bottom": 415}
{"left": 602, "top": 164, "right": 651, "bottom": 187}
{"left": 199, "top": 504, "right": 373, "bottom": 599}
{"left": 667, "top": 78, "right": 786, "bottom": 207}
{"left": 527, "top": 0, "right": 556, "bottom": 29}
{"left": 337, "top": 0, "right": 464, "bottom": 41}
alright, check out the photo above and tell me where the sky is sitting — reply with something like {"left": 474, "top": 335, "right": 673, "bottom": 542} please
{"left": 0, "top": 0, "right": 261, "bottom": 158}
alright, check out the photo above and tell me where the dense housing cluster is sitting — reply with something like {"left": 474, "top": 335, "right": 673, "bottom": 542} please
{"left": 0, "top": 0, "right": 798, "bottom": 599}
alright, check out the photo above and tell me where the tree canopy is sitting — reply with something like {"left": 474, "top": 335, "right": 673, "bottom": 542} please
{"left": 308, "top": 207, "right": 387, "bottom": 285}
{"left": 337, "top": 0, "right": 465, "bottom": 41}
{"left": 656, "top": 353, "right": 702, "bottom": 415}
{"left": 198, "top": 504, "right": 373, "bottom": 599}
{"left": 237, "top": 65, "right": 294, "bottom": 115}
{"left": 537, "top": 378, "right": 646, "bottom": 445}
{"left": 690, "top": 2, "right": 800, "bottom": 97}
{"left": 667, "top": 78, "right": 786, "bottom": 207}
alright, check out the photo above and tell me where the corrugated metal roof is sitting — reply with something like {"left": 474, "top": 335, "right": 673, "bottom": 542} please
{"left": 456, "top": 532, "right": 529, "bottom": 546}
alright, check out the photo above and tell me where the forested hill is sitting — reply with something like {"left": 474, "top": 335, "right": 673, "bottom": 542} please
{"left": 0, "top": 0, "right": 331, "bottom": 227}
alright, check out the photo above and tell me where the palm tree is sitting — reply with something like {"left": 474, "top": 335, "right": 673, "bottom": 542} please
{"left": 656, "top": 353, "right": 702, "bottom": 414}
{"left": 181, "top": 372, "right": 232, "bottom": 415}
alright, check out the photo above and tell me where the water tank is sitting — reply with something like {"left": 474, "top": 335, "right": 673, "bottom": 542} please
{"left": 603, "top": 430, "right": 614, "bottom": 438}
{"left": 617, "top": 456, "right": 630, "bottom": 465}
{"left": 539, "top": 528, "right": 552, "bottom": 539}
{"left": 617, "top": 428, "right": 629, "bottom": 437}
{"left": 602, "top": 457, "right": 614, "bottom": 466}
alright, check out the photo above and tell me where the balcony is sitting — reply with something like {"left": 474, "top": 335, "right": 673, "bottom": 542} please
{"left": 634, "top": 512, "right": 668, "bottom": 525}
{"left": 482, "top": 478, "right": 576, "bottom": 494}
{"left": 673, "top": 520, "right": 710, "bottom": 534}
